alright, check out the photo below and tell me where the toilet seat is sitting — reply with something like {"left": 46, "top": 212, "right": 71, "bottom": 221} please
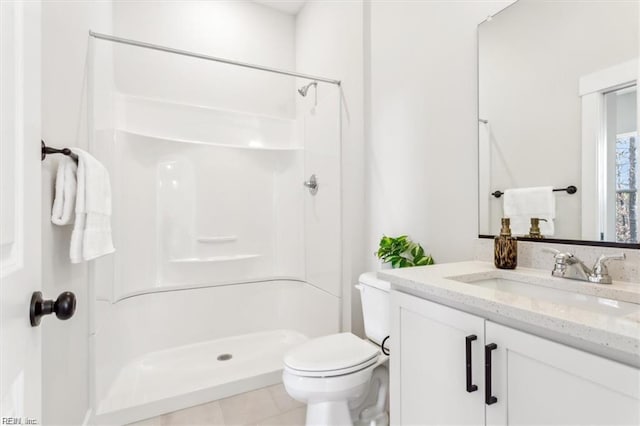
{"left": 284, "top": 333, "right": 380, "bottom": 378}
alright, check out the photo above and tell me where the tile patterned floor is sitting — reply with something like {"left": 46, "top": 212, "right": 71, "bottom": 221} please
{"left": 127, "top": 384, "right": 306, "bottom": 426}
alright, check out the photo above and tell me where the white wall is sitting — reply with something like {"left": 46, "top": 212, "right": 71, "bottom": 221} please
{"left": 365, "top": 0, "right": 511, "bottom": 270}
{"left": 295, "top": 0, "right": 515, "bottom": 334}
{"left": 296, "top": 0, "right": 366, "bottom": 335}
{"left": 112, "top": 1, "right": 296, "bottom": 118}
{"left": 41, "top": 1, "right": 112, "bottom": 424}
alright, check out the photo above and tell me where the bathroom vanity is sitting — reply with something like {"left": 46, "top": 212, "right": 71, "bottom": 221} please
{"left": 379, "top": 261, "right": 640, "bottom": 426}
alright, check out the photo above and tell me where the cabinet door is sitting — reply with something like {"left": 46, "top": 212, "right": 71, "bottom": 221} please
{"left": 390, "top": 291, "right": 485, "bottom": 426}
{"left": 486, "top": 321, "right": 640, "bottom": 426}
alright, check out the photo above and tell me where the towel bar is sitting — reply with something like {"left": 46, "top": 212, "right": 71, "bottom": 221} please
{"left": 492, "top": 186, "right": 577, "bottom": 199}
{"left": 41, "top": 140, "right": 78, "bottom": 163}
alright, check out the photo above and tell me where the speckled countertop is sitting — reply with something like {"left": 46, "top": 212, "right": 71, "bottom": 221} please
{"left": 379, "top": 261, "right": 640, "bottom": 367}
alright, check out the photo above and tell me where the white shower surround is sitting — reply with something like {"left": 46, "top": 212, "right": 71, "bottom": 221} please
{"left": 92, "top": 280, "right": 339, "bottom": 425}
{"left": 104, "top": 97, "right": 307, "bottom": 299}
{"left": 89, "top": 75, "right": 341, "bottom": 423}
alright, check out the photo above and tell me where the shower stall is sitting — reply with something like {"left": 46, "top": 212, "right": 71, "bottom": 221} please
{"left": 87, "top": 32, "right": 342, "bottom": 425}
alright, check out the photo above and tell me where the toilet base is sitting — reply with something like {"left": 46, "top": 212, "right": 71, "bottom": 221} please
{"left": 306, "top": 400, "right": 352, "bottom": 426}
{"left": 282, "top": 334, "right": 390, "bottom": 426}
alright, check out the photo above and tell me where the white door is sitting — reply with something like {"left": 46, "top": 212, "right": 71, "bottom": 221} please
{"left": 0, "top": 0, "right": 42, "bottom": 422}
{"left": 486, "top": 321, "right": 640, "bottom": 426}
{"left": 390, "top": 291, "right": 485, "bottom": 426}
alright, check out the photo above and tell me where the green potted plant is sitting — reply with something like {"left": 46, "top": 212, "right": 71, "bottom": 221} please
{"left": 375, "top": 235, "right": 434, "bottom": 269}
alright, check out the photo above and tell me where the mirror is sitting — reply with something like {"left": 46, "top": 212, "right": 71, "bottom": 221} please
{"left": 478, "top": 0, "right": 639, "bottom": 246}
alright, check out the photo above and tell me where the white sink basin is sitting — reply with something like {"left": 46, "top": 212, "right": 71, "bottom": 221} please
{"left": 450, "top": 274, "right": 640, "bottom": 317}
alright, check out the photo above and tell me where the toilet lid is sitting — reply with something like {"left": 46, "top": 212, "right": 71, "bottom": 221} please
{"left": 284, "top": 333, "right": 380, "bottom": 375}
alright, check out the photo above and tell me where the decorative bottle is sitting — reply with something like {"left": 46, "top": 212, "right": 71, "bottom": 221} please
{"left": 494, "top": 218, "right": 517, "bottom": 269}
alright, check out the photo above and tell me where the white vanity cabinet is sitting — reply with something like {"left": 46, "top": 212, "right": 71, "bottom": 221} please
{"left": 390, "top": 290, "right": 486, "bottom": 425}
{"left": 486, "top": 321, "right": 640, "bottom": 426}
{"left": 390, "top": 290, "right": 640, "bottom": 426}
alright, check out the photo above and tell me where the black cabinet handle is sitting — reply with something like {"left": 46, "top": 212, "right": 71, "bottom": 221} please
{"left": 485, "top": 343, "right": 498, "bottom": 405}
{"left": 465, "top": 335, "right": 478, "bottom": 392}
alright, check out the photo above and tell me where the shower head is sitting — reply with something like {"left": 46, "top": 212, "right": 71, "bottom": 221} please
{"left": 298, "top": 81, "right": 317, "bottom": 97}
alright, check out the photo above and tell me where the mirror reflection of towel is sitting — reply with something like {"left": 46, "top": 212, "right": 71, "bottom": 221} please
{"left": 503, "top": 186, "right": 555, "bottom": 236}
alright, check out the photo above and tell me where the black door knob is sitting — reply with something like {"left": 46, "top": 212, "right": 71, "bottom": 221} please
{"left": 30, "top": 291, "right": 77, "bottom": 327}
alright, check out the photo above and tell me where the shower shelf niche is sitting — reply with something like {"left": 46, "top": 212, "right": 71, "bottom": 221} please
{"left": 197, "top": 236, "right": 238, "bottom": 243}
{"left": 169, "top": 254, "right": 262, "bottom": 263}
{"left": 117, "top": 129, "right": 303, "bottom": 151}
{"left": 114, "top": 94, "right": 302, "bottom": 151}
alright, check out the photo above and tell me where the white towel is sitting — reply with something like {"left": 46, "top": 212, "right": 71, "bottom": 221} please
{"left": 51, "top": 157, "right": 78, "bottom": 225}
{"left": 503, "top": 186, "right": 555, "bottom": 236}
{"left": 69, "top": 148, "right": 115, "bottom": 263}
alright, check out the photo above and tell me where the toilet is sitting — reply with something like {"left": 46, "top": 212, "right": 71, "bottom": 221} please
{"left": 282, "top": 273, "right": 391, "bottom": 426}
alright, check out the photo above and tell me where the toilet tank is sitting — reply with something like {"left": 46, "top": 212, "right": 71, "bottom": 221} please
{"left": 356, "top": 272, "right": 391, "bottom": 345}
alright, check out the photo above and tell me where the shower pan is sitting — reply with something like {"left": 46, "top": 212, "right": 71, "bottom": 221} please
{"left": 87, "top": 33, "right": 342, "bottom": 425}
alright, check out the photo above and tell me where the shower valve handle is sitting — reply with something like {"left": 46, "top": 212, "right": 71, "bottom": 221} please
{"left": 304, "top": 174, "right": 318, "bottom": 195}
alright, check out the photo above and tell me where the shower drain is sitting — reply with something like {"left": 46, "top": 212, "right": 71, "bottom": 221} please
{"left": 217, "top": 353, "right": 233, "bottom": 361}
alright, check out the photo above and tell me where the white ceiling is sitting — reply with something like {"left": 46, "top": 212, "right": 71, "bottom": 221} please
{"left": 253, "top": 0, "right": 307, "bottom": 15}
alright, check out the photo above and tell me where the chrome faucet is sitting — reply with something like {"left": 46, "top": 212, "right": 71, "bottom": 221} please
{"left": 545, "top": 249, "right": 625, "bottom": 285}
{"left": 591, "top": 253, "right": 627, "bottom": 284}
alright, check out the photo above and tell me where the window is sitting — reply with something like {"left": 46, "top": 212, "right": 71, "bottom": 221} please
{"left": 615, "top": 131, "right": 638, "bottom": 243}
{"left": 606, "top": 86, "right": 637, "bottom": 243}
